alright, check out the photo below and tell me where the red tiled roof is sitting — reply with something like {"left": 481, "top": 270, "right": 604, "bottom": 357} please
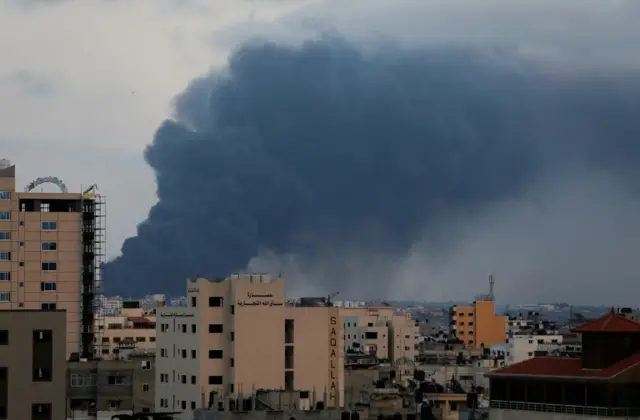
{"left": 572, "top": 307, "right": 640, "bottom": 333}
{"left": 486, "top": 353, "right": 640, "bottom": 379}
{"left": 128, "top": 316, "right": 153, "bottom": 324}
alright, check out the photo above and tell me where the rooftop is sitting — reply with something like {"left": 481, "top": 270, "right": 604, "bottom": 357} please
{"left": 486, "top": 354, "right": 640, "bottom": 380}
{"left": 572, "top": 307, "right": 640, "bottom": 333}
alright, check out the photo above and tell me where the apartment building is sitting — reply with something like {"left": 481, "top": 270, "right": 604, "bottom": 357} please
{"left": 343, "top": 307, "right": 418, "bottom": 362}
{"left": 0, "top": 309, "right": 67, "bottom": 420}
{"left": 96, "top": 300, "right": 157, "bottom": 358}
{"left": 155, "top": 274, "right": 345, "bottom": 419}
{"left": 67, "top": 356, "right": 155, "bottom": 417}
{"left": 0, "top": 160, "right": 104, "bottom": 358}
{"left": 506, "top": 333, "right": 563, "bottom": 365}
{"left": 449, "top": 277, "right": 507, "bottom": 350}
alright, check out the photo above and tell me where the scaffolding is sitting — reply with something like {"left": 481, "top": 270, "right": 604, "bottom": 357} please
{"left": 79, "top": 185, "right": 106, "bottom": 360}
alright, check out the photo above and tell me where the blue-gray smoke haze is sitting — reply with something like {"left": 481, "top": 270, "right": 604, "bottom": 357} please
{"left": 102, "top": 36, "right": 640, "bottom": 297}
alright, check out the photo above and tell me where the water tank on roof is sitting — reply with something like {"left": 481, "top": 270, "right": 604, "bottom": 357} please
{"left": 0, "top": 159, "right": 10, "bottom": 169}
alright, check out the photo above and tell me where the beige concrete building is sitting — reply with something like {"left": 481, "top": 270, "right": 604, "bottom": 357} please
{"left": 342, "top": 306, "right": 418, "bottom": 363}
{"left": 0, "top": 309, "right": 67, "bottom": 420}
{"left": 155, "top": 274, "right": 345, "bottom": 419}
{"left": 96, "top": 301, "right": 157, "bottom": 358}
{"left": 0, "top": 160, "right": 105, "bottom": 359}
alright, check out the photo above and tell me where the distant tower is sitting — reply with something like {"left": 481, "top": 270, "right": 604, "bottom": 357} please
{"left": 488, "top": 275, "right": 495, "bottom": 301}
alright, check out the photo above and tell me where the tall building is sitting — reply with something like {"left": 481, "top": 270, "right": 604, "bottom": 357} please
{"left": 0, "top": 309, "right": 67, "bottom": 419}
{"left": 155, "top": 274, "right": 345, "bottom": 419}
{"left": 449, "top": 276, "right": 508, "bottom": 349}
{"left": 0, "top": 160, "right": 105, "bottom": 358}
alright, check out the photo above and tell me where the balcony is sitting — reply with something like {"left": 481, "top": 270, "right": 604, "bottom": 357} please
{"left": 490, "top": 400, "right": 640, "bottom": 417}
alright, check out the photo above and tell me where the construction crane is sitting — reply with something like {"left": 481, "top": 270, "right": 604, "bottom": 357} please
{"left": 326, "top": 292, "right": 339, "bottom": 306}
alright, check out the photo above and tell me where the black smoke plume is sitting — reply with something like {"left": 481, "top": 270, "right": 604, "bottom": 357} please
{"left": 102, "top": 36, "right": 640, "bottom": 297}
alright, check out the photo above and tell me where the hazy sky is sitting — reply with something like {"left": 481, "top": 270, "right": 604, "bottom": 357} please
{"left": 2, "top": 0, "right": 640, "bottom": 303}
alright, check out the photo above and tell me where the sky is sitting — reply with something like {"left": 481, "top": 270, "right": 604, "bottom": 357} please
{"left": 2, "top": 0, "right": 640, "bottom": 304}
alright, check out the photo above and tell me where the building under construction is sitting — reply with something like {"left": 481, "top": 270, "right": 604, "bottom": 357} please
{"left": 0, "top": 159, "right": 105, "bottom": 359}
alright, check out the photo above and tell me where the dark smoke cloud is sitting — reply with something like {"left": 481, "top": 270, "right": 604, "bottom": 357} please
{"left": 102, "top": 36, "right": 640, "bottom": 298}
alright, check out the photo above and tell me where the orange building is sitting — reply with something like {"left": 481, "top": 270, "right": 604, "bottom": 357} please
{"left": 449, "top": 276, "right": 507, "bottom": 349}
{"left": 0, "top": 160, "right": 105, "bottom": 358}
{"left": 155, "top": 274, "right": 345, "bottom": 417}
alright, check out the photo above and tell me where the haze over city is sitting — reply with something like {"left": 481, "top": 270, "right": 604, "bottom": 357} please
{"left": 2, "top": 0, "right": 640, "bottom": 303}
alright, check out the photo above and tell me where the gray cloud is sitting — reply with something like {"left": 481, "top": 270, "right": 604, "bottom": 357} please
{"left": 1, "top": 70, "right": 56, "bottom": 97}
{"left": 102, "top": 35, "right": 640, "bottom": 303}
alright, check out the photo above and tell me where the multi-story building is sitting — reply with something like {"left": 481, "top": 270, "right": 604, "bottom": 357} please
{"left": 343, "top": 307, "right": 418, "bottom": 362}
{"left": 486, "top": 308, "right": 640, "bottom": 419}
{"left": 155, "top": 274, "right": 345, "bottom": 419}
{"left": 0, "top": 309, "right": 67, "bottom": 420}
{"left": 505, "top": 333, "right": 563, "bottom": 365}
{"left": 0, "top": 160, "right": 105, "bottom": 358}
{"left": 449, "top": 276, "right": 508, "bottom": 349}
{"left": 96, "top": 300, "right": 157, "bottom": 358}
{"left": 67, "top": 354, "right": 155, "bottom": 417}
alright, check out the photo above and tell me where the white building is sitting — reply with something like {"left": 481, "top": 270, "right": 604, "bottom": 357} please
{"left": 506, "top": 334, "right": 563, "bottom": 365}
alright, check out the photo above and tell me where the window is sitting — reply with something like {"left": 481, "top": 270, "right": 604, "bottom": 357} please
{"left": 0, "top": 192, "right": 10, "bottom": 200}
{"left": 229, "top": 384, "right": 234, "bottom": 393}
{"left": 70, "top": 374, "right": 95, "bottom": 387}
{"left": 181, "top": 349, "right": 187, "bottom": 358}
{"left": 31, "top": 403, "right": 52, "bottom": 420}
{"left": 109, "top": 400, "right": 121, "bottom": 409}
{"left": 0, "top": 252, "right": 9, "bottom": 261}
{"left": 0, "top": 232, "right": 9, "bottom": 240}
{"left": 191, "top": 375, "right": 196, "bottom": 384}
{"left": 41, "top": 262, "right": 56, "bottom": 271}
{"left": 41, "top": 303, "right": 56, "bottom": 310}
{"left": 0, "top": 273, "right": 9, "bottom": 281}
{"left": 0, "top": 330, "right": 7, "bottom": 344}
{"left": 181, "top": 401, "right": 186, "bottom": 410}
{"left": 181, "top": 375, "right": 187, "bottom": 384}
{"left": 191, "top": 401, "right": 196, "bottom": 410}
{"left": 0, "top": 212, "right": 10, "bottom": 220}
{"left": 209, "top": 296, "right": 223, "bottom": 307}
{"left": 142, "top": 383, "right": 150, "bottom": 392}
{"left": 230, "top": 305, "right": 234, "bottom": 314}
{"left": 230, "top": 331, "right": 234, "bottom": 341}
{"left": 41, "top": 242, "right": 57, "bottom": 251}
{"left": 208, "top": 376, "right": 223, "bottom": 385}
{"left": 209, "top": 324, "right": 223, "bottom": 333}
{"left": 108, "top": 375, "right": 126, "bottom": 385}
{"left": 160, "top": 348, "right": 167, "bottom": 357}
{"left": 0, "top": 293, "right": 9, "bottom": 303}
{"left": 41, "top": 221, "right": 56, "bottom": 231}
{"left": 191, "top": 324, "right": 196, "bottom": 333}
{"left": 365, "top": 331, "right": 378, "bottom": 339}
{"left": 191, "top": 349, "right": 196, "bottom": 359}
{"left": 209, "top": 350, "right": 223, "bottom": 359}
{"left": 181, "top": 324, "right": 187, "bottom": 333}
{"left": 191, "top": 296, "right": 197, "bottom": 307}
{"left": 230, "top": 358, "right": 234, "bottom": 367}
{"left": 40, "top": 203, "right": 50, "bottom": 212}
{"left": 33, "top": 367, "right": 52, "bottom": 381}
{"left": 40, "top": 282, "right": 56, "bottom": 292}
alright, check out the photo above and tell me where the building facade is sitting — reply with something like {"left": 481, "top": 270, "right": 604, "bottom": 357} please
{"left": 343, "top": 307, "right": 418, "bottom": 362}
{"left": 0, "top": 160, "right": 104, "bottom": 358}
{"left": 506, "top": 334, "right": 563, "bottom": 365}
{"left": 96, "top": 300, "right": 157, "bottom": 358}
{"left": 155, "top": 274, "right": 345, "bottom": 419}
{"left": 0, "top": 309, "right": 67, "bottom": 420}
{"left": 67, "top": 356, "right": 155, "bottom": 417}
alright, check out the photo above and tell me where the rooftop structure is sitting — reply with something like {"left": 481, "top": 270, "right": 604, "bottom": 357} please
{"left": 486, "top": 307, "right": 640, "bottom": 419}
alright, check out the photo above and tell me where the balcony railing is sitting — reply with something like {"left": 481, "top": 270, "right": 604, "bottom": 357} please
{"left": 490, "top": 400, "right": 640, "bottom": 417}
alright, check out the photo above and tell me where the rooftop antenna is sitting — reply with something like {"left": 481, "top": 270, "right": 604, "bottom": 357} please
{"left": 489, "top": 274, "right": 495, "bottom": 301}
